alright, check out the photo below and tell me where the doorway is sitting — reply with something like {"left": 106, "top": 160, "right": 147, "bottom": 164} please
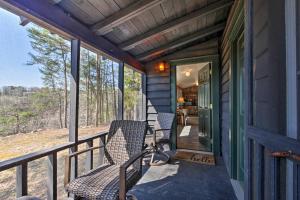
{"left": 176, "top": 62, "right": 212, "bottom": 152}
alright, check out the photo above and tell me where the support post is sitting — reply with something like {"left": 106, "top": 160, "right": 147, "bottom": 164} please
{"left": 142, "top": 74, "right": 147, "bottom": 121}
{"left": 16, "top": 163, "right": 27, "bottom": 198}
{"left": 244, "top": 0, "right": 253, "bottom": 199}
{"left": 285, "top": 1, "right": 298, "bottom": 199}
{"left": 69, "top": 39, "right": 80, "bottom": 180}
{"left": 170, "top": 64, "right": 177, "bottom": 150}
{"left": 47, "top": 152, "right": 57, "bottom": 200}
{"left": 118, "top": 62, "right": 124, "bottom": 120}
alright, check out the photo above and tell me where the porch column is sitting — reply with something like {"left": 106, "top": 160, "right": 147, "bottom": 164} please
{"left": 285, "top": 0, "right": 298, "bottom": 199}
{"left": 141, "top": 74, "right": 147, "bottom": 121}
{"left": 244, "top": 0, "right": 253, "bottom": 199}
{"left": 118, "top": 62, "right": 124, "bottom": 120}
{"left": 69, "top": 39, "right": 80, "bottom": 180}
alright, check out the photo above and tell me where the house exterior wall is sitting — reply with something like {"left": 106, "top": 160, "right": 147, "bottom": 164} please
{"left": 145, "top": 64, "right": 172, "bottom": 131}
{"left": 220, "top": 0, "right": 243, "bottom": 173}
{"left": 220, "top": 0, "right": 287, "bottom": 196}
{"left": 145, "top": 40, "right": 219, "bottom": 136}
{"left": 252, "top": 1, "right": 286, "bottom": 199}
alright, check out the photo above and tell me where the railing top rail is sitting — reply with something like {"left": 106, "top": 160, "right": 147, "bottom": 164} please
{"left": 78, "top": 131, "right": 108, "bottom": 144}
{"left": 0, "top": 131, "right": 108, "bottom": 171}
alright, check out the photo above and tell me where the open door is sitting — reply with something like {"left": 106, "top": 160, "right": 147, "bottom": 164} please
{"left": 198, "top": 64, "right": 212, "bottom": 152}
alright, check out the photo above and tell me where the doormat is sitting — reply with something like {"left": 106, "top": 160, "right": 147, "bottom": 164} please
{"left": 174, "top": 151, "right": 215, "bottom": 165}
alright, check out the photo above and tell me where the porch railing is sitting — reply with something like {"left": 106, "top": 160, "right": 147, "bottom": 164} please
{"left": 0, "top": 131, "right": 108, "bottom": 200}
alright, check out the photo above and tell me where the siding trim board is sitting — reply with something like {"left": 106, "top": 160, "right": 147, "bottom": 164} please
{"left": 220, "top": 0, "right": 244, "bottom": 177}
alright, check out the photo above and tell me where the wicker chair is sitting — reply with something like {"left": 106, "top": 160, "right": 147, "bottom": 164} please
{"left": 149, "top": 112, "right": 175, "bottom": 166}
{"left": 64, "top": 120, "right": 148, "bottom": 200}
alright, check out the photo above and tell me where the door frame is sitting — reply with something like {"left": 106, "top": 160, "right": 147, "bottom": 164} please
{"left": 228, "top": 6, "right": 244, "bottom": 180}
{"left": 169, "top": 55, "right": 220, "bottom": 156}
{"left": 230, "top": 30, "right": 245, "bottom": 181}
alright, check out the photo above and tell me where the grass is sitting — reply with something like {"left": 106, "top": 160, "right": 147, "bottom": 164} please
{"left": 0, "top": 125, "right": 109, "bottom": 200}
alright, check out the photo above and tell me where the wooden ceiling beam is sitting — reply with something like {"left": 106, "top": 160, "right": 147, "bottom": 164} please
{"left": 136, "top": 22, "right": 226, "bottom": 61}
{"left": 92, "top": 0, "right": 166, "bottom": 35}
{"left": 119, "top": 0, "right": 233, "bottom": 51}
{"left": 146, "top": 39, "right": 219, "bottom": 65}
{"left": 19, "top": 16, "right": 30, "bottom": 26}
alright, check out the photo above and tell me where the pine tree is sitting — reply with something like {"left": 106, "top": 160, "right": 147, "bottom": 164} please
{"left": 27, "top": 26, "right": 71, "bottom": 128}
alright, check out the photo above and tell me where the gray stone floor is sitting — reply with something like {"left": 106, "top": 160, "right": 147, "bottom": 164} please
{"left": 128, "top": 157, "right": 237, "bottom": 200}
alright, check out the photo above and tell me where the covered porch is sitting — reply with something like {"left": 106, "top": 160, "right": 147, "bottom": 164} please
{"left": 0, "top": 0, "right": 299, "bottom": 200}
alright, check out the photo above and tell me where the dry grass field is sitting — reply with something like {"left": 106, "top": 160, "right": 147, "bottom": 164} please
{"left": 0, "top": 126, "right": 109, "bottom": 200}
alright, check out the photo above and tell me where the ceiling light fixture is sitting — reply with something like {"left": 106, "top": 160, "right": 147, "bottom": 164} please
{"left": 185, "top": 71, "right": 191, "bottom": 77}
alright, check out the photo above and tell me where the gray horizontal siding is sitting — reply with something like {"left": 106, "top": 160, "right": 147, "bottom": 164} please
{"left": 145, "top": 64, "right": 171, "bottom": 124}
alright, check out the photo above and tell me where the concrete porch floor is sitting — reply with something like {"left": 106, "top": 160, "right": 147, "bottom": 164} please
{"left": 128, "top": 157, "right": 237, "bottom": 200}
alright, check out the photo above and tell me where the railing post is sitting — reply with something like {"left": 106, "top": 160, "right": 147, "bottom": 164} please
{"left": 118, "top": 62, "right": 124, "bottom": 120}
{"left": 16, "top": 163, "right": 27, "bottom": 198}
{"left": 254, "top": 143, "right": 264, "bottom": 200}
{"left": 47, "top": 152, "right": 57, "bottom": 200}
{"left": 69, "top": 39, "right": 80, "bottom": 180}
{"left": 86, "top": 141, "right": 93, "bottom": 171}
{"left": 99, "top": 135, "right": 106, "bottom": 165}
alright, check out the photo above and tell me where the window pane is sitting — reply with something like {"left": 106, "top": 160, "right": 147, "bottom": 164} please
{"left": 0, "top": 7, "right": 71, "bottom": 198}
{"left": 124, "top": 66, "right": 143, "bottom": 120}
{"left": 78, "top": 47, "right": 119, "bottom": 138}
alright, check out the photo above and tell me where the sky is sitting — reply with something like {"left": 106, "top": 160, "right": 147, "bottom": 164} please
{"left": 0, "top": 7, "right": 43, "bottom": 87}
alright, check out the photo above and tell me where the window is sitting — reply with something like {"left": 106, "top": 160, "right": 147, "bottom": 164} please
{"left": 78, "top": 46, "right": 119, "bottom": 138}
{"left": 0, "top": 7, "right": 71, "bottom": 199}
{"left": 124, "top": 65, "right": 144, "bottom": 120}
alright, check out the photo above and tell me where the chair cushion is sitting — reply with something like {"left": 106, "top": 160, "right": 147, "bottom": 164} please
{"left": 66, "top": 164, "right": 139, "bottom": 200}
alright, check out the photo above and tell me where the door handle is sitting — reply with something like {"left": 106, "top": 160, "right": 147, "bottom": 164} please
{"left": 271, "top": 151, "right": 291, "bottom": 158}
{"left": 271, "top": 150, "right": 300, "bottom": 161}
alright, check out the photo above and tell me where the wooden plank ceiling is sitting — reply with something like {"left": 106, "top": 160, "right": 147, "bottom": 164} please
{"left": 54, "top": 0, "right": 233, "bottom": 63}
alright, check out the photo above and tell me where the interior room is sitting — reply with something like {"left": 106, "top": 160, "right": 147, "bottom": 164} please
{"left": 176, "top": 62, "right": 212, "bottom": 152}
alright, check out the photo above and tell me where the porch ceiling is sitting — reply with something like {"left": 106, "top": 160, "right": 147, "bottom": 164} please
{"left": 52, "top": 0, "right": 233, "bottom": 63}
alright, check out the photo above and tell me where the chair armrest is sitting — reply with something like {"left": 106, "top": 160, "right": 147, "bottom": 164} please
{"left": 119, "top": 149, "right": 150, "bottom": 200}
{"left": 155, "top": 128, "right": 171, "bottom": 132}
{"left": 64, "top": 145, "right": 105, "bottom": 187}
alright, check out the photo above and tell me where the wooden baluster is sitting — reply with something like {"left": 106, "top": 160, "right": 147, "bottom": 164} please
{"left": 270, "top": 156, "right": 280, "bottom": 200}
{"left": 47, "top": 152, "right": 57, "bottom": 200}
{"left": 255, "top": 143, "right": 264, "bottom": 200}
{"left": 16, "top": 163, "right": 27, "bottom": 198}
{"left": 99, "top": 135, "right": 106, "bottom": 165}
{"left": 86, "top": 141, "right": 93, "bottom": 171}
{"left": 245, "top": 138, "right": 253, "bottom": 200}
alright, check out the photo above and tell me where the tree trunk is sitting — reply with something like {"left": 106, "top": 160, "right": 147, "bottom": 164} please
{"left": 63, "top": 65, "right": 68, "bottom": 128}
{"left": 86, "top": 52, "right": 90, "bottom": 127}
{"left": 105, "top": 66, "right": 109, "bottom": 123}
{"left": 95, "top": 55, "right": 100, "bottom": 126}
{"left": 60, "top": 43, "right": 68, "bottom": 129}
{"left": 111, "top": 61, "right": 117, "bottom": 119}
{"left": 100, "top": 63, "right": 104, "bottom": 123}
{"left": 58, "top": 92, "right": 63, "bottom": 129}
{"left": 15, "top": 114, "right": 20, "bottom": 134}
